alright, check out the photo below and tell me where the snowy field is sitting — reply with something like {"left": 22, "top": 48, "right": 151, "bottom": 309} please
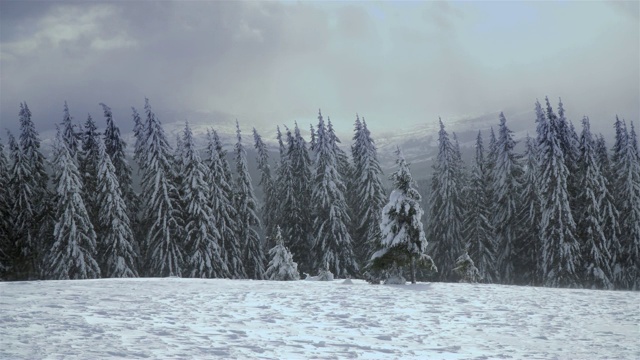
{"left": 1, "top": 278, "right": 638, "bottom": 359}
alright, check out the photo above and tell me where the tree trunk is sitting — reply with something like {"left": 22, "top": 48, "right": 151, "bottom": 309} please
{"left": 410, "top": 257, "right": 416, "bottom": 284}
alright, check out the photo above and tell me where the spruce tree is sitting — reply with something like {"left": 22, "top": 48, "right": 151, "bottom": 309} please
{"left": 79, "top": 113, "right": 101, "bottom": 229}
{"left": 205, "top": 130, "right": 244, "bottom": 278}
{"left": 429, "top": 119, "right": 464, "bottom": 282}
{"left": 311, "top": 110, "right": 358, "bottom": 277}
{"left": 61, "top": 102, "right": 80, "bottom": 160}
{"left": 515, "top": 135, "right": 541, "bottom": 285}
{"left": 371, "top": 148, "right": 433, "bottom": 284}
{"left": 575, "top": 117, "right": 613, "bottom": 289}
{"left": 140, "top": 99, "right": 184, "bottom": 277}
{"left": 538, "top": 98, "right": 581, "bottom": 288}
{"left": 253, "top": 128, "right": 278, "bottom": 245}
{"left": 46, "top": 130, "right": 100, "bottom": 280}
{"left": 17, "top": 102, "right": 51, "bottom": 279}
{"left": 265, "top": 226, "right": 300, "bottom": 281}
{"left": 463, "top": 131, "right": 497, "bottom": 283}
{"left": 492, "top": 113, "right": 523, "bottom": 284}
{"left": 611, "top": 118, "right": 640, "bottom": 289}
{"left": 235, "top": 121, "right": 266, "bottom": 280}
{"left": 96, "top": 137, "right": 138, "bottom": 278}
{"left": 351, "top": 116, "right": 386, "bottom": 269}
{"left": 132, "top": 107, "right": 147, "bottom": 172}
{"left": 181, "top": 123, "right": 228, "bottom": 278}
{"left": 0, "top": 138, "right": 12, "bottom": 277}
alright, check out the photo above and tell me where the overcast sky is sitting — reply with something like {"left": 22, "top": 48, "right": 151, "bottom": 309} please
{"left": 1, "top": 0, "right": 638, "bottom": 141}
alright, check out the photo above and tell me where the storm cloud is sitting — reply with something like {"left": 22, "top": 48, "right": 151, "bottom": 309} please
{"left": 1, "top": 1, "right": 638, "bottom": 140}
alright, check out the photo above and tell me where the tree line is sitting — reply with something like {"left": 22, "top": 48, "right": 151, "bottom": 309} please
{"left": 0, "top": 97, "right": 638, "bottom": 290}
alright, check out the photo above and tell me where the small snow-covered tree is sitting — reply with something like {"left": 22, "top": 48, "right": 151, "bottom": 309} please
{"left": 311, "top": 111, "right": 358, "bottom": 277}
{"left": 46, "top": 130, "right": 101, "bottom": 280}
{"left": 351, "top": 116, "right": 386, "bottom": 269}
{"left": 235, "top": 121, "right": 266, "bottom": 280}
{"left": 60, "top": 102, "right": 80, "bottom": 161}
{"left": 371, "top": 148, "right": 434, "bottom": 284}
{"left": 181, "top": 123, "right": 228, "bottom": 278}
{"left": 95, "top": 137, "right": 138, "bottom": 278}
{"left": 140, "top": 99, "right": 184, "bottom": 277}
{"left": 265, "top": 226, "right": 300, "bottom": 281}
{"left": 463, "top": 131, "right": 497, "bottom": 283}
{"left": 453, "top": 251, "right": 480, "bottom": 283}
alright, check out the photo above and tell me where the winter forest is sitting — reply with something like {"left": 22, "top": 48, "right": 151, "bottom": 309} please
{"left": 0, "top": 97, "right": 638, "bottom": 291}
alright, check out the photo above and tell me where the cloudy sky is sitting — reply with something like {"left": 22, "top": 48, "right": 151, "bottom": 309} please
{"left": 1, "top": 0, "right": 638, "bottom": 141}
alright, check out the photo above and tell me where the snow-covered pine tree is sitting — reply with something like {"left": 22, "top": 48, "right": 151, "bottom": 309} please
{"left": 95, "top": 137, "right": 138, "bottom": 278}
{"left": 351, "top": 116, "right": 387, "bottom": 269}
{"left": 265, "top": 226, "right": 300, "bottom": 281}
{"left": 140, "top": 99, "right": 184, "bottom": 277}
{"left": 611, "top": 118, "right": 640, "bottom": 290}
{"left": 279, "top": 123, "right": 313, "bottom": 274}
{"left": 575, "top": 117, "right": 613, "bottom": 289}
{"left": 515, "top": 134, "right": 542, "bottom": 285}
{"left": 453, "top": 251, "right": 480, "bottom": 283}
{"left": 328, "top": 118, "right": 356, "bottom": 241}
{"left": 132, "top": 107, "right": 147, "bottom": 172}
{"left": 46, "top": 130, "right": 101, "bottom": 280}
{"left": 0, "top": 138, "right": 12, "bottom": 277}
{"left": 492, "top": 112, "right": 523, "bottom": 284}
{"left": 309, "top": 123, "right": 317, "bottom": 152}
{"left": 463, "top": 131, "right": 497, "bottom": 283}
{"left": 371, "top": 148, "right": 433, "bottom": 284}
{"left": 235, "top": 121, "right": 266, "bottom": 280}
{"left": 311, "top": 110, "right": 358, "bottom": 277}
{"left": 61, "top": 102, "right": 80, "bottom": 160}
{"left": 273, "top": 125, "right": 290, "bottom": 249}
{"left": 18, "top": 102, "right": 51, "bottom": 279}
{"left": 79, "top": 113, "right": 101, "bottom": 229}
{"left": 101, "top": 103, "right": 140, "bottom": 263}
{"left": 538, "top": 97, "right": 581, "bottom": 288}
{"left": 211, "top": 129, "right": 246, "bottom": 279}
{"left": 429, "top": 119, "right": 464, "bottom": 282}
{"left": 253, "top": 128, "right": 278, "bottom": 246}
{"left": 557, "top": 99, "right": 581, "bottom": 210}
{"left": 181, "top": 123, "right": 228, "bottom": 278}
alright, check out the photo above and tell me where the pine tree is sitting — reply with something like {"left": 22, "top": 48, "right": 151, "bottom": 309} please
{"left": 132, "top": 107, "right": 147, "bottom": 172}
{"left": 17, "top": 102, "right": 51, "bottom": 279}
{"left": 311, "top": 110, "right": 358, "bottom": 277}
{"left": 429, "top": 119, "right": 464, "bottom": 282}
{"left": 515, "top": 135, "right": 541, "bottom": 285}
{"left": 253, "top": 128, "right": 278, "bottom": 245}
{"left": 611, "top": 118, "right": 640, "bottom": 289}
{"left": 265, "top": 226, "right": 300, "bottom": 281}
{"left": 79, "top": 113, "right": 101, "bottom": 229}
{"left": 371, "top": 148, "right": 433, "bottom": 284}
{"left": 463, "top": 131, "right": 497, "bottom": 283}
{"left": 351, "top": 116, "right": 386, "bottom": 269}
{"left": 492, "top": 112, "right": 523, "bottom": 284}
{"left": 0, "top": 138, "right": 12, "bottom": 277}
{"left": 538, "top": 98, "right": 581, "bottom": 288}
{"left": 235, "top": 121, "right": 266, "bottom": 280}
{"left": 140, "top": 99, "right": 184, "bottom": 277}
{"left": 61, "top": 102, "right": 80, "bottom": 160}
{"left": 45, "top": 130, "right": 100, "bottom": 280}
{"left": 181, "top": 123, "right": 228, "bottom": 278}
{"left": 279, "top": 123, "right": 314, "bottom": 274}
{"left": 101, "top": 103, "right": 139, "bottom": 263}
{"left": 207, "top": 130, "right": 247, "bottom": 279}
{"left": 96, "top": 137, "right": 138, "bottom": 278}
{"left": 575, "top": 117, "right": 613, "bottom": 289}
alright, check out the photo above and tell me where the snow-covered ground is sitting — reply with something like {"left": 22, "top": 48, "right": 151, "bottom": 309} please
{"left": 1, "top": 278, "right": 638, "bottom": 359}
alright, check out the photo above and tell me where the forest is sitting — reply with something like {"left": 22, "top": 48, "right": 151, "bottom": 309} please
{"left": 0, "top": 97, "right": 638, "bottom": 290}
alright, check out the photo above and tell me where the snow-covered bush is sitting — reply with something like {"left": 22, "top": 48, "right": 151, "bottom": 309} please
{"left": 316, "top": 263, "right": 334, "bottom": 281}
{"left": 265, "top": 226, "right": 300, "bottom": 281}
{"left": 384, "top": 265, "right": 406, "bottom": 285}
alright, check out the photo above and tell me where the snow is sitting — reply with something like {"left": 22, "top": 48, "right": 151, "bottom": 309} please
{"left": 1, "top": 278, "right": 638, "bottom": 359}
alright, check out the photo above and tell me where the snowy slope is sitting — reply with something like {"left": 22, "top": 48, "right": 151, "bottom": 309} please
{"left": 1, "top": 279, "right": 638, "bottom": 359}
